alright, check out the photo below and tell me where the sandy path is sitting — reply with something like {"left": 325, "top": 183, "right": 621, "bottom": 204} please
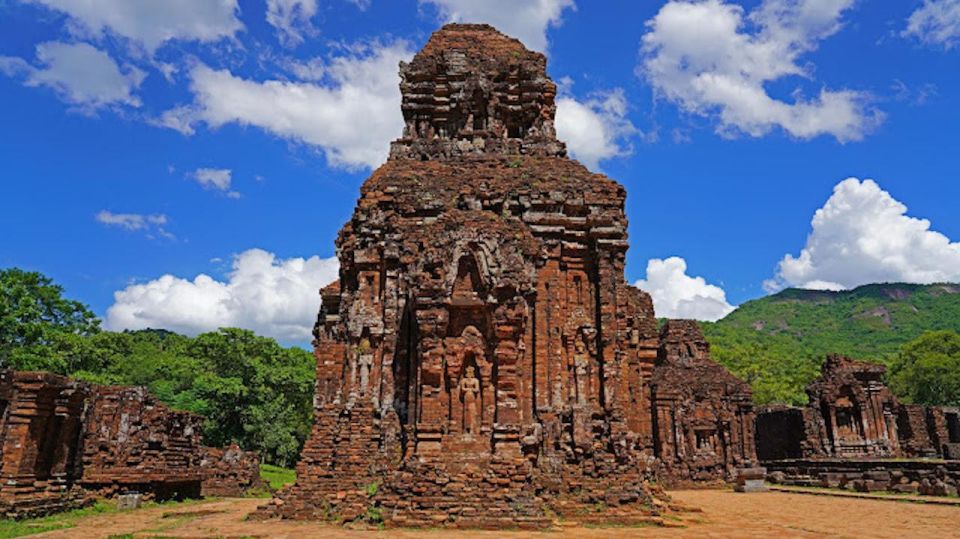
{"left": 32, "top": 490, "right": 960, "bottom": 539}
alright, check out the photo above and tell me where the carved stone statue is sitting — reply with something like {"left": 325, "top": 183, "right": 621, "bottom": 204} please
{"left": 459, "top": 366, "right": 481, "bottom": 436}
{"left": 357, "top": 338, "right": 373, "bottom": 395}
{"left": 573, "top": 338, "right": 589, "bottom": 405}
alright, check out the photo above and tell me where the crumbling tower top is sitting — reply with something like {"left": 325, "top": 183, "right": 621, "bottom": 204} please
{"left": 389, "top": 23, "right": 566, "bottom": 160}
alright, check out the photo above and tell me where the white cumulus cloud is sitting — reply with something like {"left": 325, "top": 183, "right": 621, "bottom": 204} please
{"left": 106, "top": 249, "right": 340, "bottom": 340}
{"left": 556, "top": 88, "right": 637, "bottom": 170}
{"left": 157, "top": 40, "right": 414, "bottom": 170}
{"left": 634, "top": 257, "right": 735, "bottom": 321}
{"left": 420, "top": 0, "right": 576, "bottom": 52}
{"left": 767, "top": 178, "right": 960, "bottom": 292}
{"left": 0, "top": 41, "right": 143, "bottom": 112}
{"left": 20, "top": 0, "right": 243, "bottom": 52}
{"left": 639, "top": 0, "right": 882, "bottom": 142}
{"left": 903, "top": 0, "right": 960, "bottom": 50}
{"left": 266, "top": 0, "right": 319, "bottom": 46}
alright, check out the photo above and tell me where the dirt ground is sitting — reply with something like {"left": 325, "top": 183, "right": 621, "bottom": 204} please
{"left": 32, "top": 489, "right": 960, "bottom": 539}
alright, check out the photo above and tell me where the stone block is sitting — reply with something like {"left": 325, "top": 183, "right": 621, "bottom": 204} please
{"left": 117, "top": 493, "right": 142, "bottom": 511}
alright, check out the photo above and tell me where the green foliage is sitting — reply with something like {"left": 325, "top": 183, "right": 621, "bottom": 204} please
{"left": 889, "top": 331, "right": 960, "bottom": 406}
{"left": 260, "top": 464, "right": 297, "bottom": 491}
{"left": 0, "top": 268, "right": 100, "bottom": 371}
{"left": 69, "top": 328, "right": 315, "bottom": 466}
{"left": 364, "top": 505, "right": 383, "bottom": 525}
{"left": 704, "top": 283, "right": 960, "bottom": 405}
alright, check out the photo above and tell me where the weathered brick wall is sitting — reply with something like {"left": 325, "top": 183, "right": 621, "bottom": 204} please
{"left": 79, "top": 385, "right": 205, "bottom": 499}
{"left": 650, "top": 321, "right": 756, "bottom": 484}
{"left": 200, "top": 444, "right": 264, "bottom": 497}
{"left": 755, "top": 406, "right": 808, "bottom": 461}
{"left": 0, "top": 372, "right": 90, "bottom": 519}
{"left": 897, "top": 404, "right": 945, "bottom": 458}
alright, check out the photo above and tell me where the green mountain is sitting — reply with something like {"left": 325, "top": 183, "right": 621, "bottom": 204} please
{"left": 702, "top": 283, "right": 960, "bottom": 405}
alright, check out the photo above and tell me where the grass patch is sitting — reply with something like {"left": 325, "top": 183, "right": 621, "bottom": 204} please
{"left": 0, "top": 501, "right": 113, "bottom": 538}
{"left": 260, "top": 464, "right": 296, "bottom": 491}
{"left": 0, "top": 497, "right": 210, "bottom": 539}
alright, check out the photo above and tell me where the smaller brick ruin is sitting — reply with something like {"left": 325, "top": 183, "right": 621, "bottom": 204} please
{"left": 79, "top": 386, "right": 205, "bottom": 499}
{"left": 756, "top": 354, "right": 957, "bottom": 462}
{"left": 756, "top": 354, "right": 959, "bottom": 497}
{"left": 805, "top": 355, "right": 901, "bottom": 457}
{"left": 200, "top": 444, "right": 265, "bottom": 497}
{"left": 650, "top": 321, "right": 757, "bottom": 483}
{"left": 0, "top": 370, "right": 262, "bottom": 518}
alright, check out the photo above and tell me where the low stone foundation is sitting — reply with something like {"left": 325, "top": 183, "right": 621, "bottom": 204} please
{"left": 765, "top": 459, "right": 960, "bottom": 497}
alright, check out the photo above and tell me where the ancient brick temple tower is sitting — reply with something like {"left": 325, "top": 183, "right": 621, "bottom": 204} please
{"left": 261, "top": 24, "right": 672, "bottom": 528}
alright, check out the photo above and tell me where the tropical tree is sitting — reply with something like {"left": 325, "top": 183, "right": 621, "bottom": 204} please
{"left": 0, "top": 268, "right": 100, "bottom": 370}
{"left": 889, "top": 330, "right": 960, "bottom": 406}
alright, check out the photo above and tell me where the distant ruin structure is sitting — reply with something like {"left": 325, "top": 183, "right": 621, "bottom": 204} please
{"left": 0, "top": 370, "right": 261, "bottom": 519}
{"left": 757, "top": 354, "right": 960, "bottom": 496}
{"left": 260, "top": 24, "right": 757, "bottom": 528}
{"left": 756, "top": 354, "right": 954, "bottom": 461}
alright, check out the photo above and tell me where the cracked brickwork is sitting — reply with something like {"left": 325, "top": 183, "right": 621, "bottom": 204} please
{"left": 650, "top": 321, "right": 756, "bottom": 484}
{"left": 0, "top": 372, "right": 261, "bottom": 518}
{"left": 757, "top": 354, "right": 957, "bottom": 462}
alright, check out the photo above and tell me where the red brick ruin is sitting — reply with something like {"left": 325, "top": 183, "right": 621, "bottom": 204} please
{"left": 0, "top": 370, "right": 262, "bottom": 518}
{"left": 757, "top": 354, "right": 960, "bottom": 496}
{"left": 756, "top": 354, "right": 957, "bottom": 461}
{"left": 259, "top": 24, "right": 758, "bottom": 528}
{"left": 651, "top": 321, "right": 756, "bottom": 484}
{"left": 200, "top": 444, "right": 265, "bottom": 497}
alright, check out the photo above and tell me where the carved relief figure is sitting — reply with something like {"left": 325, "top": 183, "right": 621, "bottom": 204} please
{"left": 357, "top": 338, "right": 373, "bottom": 395}
{"left": 459, "top": 366, "right": 481, "bottom": 436}
{"left": 573, "top": 338, "right": 589, "bottom": 405}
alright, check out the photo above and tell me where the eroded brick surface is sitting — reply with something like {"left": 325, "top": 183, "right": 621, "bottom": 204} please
{"left": 79, "top": 386, "right": 205, "bottom": 499}
{"left": 757, "top": 354, "right": 959, "bottom": 466}
{"left": 200, "top": 444, "right": 265, "bottom": 497}
{"left": 0, "top": 372, "right": 262, "bottom": 518}
{"left": 650, "top": 321, "right": 756, "bottom": 484}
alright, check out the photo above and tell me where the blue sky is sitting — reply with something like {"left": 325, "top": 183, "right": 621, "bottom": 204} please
{"left": 2, "top": 0, "right": 959, "bottom": 343}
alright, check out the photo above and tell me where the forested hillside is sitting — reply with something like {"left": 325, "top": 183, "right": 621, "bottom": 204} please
{"left": 704, "top": 283, "right": 960, "bottom": 405}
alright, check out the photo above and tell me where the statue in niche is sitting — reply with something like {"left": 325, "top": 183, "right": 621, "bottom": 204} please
{"left": 459, "top": 366, "right": 481, "bottom": 436}
{"left": 552, "top": 348, "right": 564, "bottom": 408}
{"left": 357, "top": 338, "right": 373, "bottom": 395}
{"left": 573, "top": 338, "right": 589, "bottom": 405}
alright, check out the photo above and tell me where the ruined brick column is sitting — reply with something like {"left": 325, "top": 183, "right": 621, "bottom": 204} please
{"left": 259, "top": 23, "right": 671, "bottom": 528}
{"left": 0, "top": 372, "right": 90, "bottom": 519}
{"left": 649, "top": 321, "right": 757, "bottom": 484}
